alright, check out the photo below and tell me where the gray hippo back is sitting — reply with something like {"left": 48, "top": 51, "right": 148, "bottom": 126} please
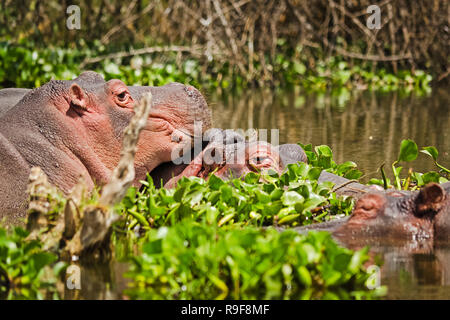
{"left": 0, "top": 88, "right": 30, "bottom": 117}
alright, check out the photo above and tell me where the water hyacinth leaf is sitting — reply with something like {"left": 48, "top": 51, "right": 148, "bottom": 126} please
{"left": 322, "top": 268, "right": 342, "bottom": 286}
{"left": 315, "top": 145, "right": 333, "bottom": 158}
{"left": 297, "top": 266, "right": 312, "bottom": 287}
{"left": 336, "top": 161, "right": 358, "bottom": 175}
{"left": 270, "top": 188, "right": 284, "bottom": 201}
{"left": 397, "top": 139, "right": 418, "bottom": 162}
{"left": 220, "top": 185, "right": 233, "bottom": 202}
{"left": 333, "top": 253, "right": 352, "bottom": 272}
{"left": 348, "top": 247, "right": 369, "bottom": 274}
{"left": 307, "top": 167, "right": 322, "bottom": 180}
{"left": 186, "top": 190, "right": 204, "bottom": 206}
{"left": 421, "top": 146, "right": 438, "bottom": 161}
{"left": 439, "top": 177, "right": 449, "bottom": 184}
{"left": 143, "top": 239, "right": 163, "bottom": 254}
{"left": 30, "top": 252, "right": 57, "bottom": 271}
{"left": 218, "top": 213, "right": 235, "bottom": 226}
{"left": 344, "top": 169, "right": 363, "bottom": 180}
{"left": 303, "top": 195, "right": 326, "bottom": 212}
{"left": 299, "top": 143, "right": 313, "bottom": 153}
{"left": 255, "top": 189, "right": 271, "bottom": 204}
{"left": 264, "top": 201, "right": 283, "bottom": 216}
{"left": 422, "top": 171, "right": 441, "bottom": 184}
{"left": 300, "top": 243, "right": 320, "bottom": 264}
{"left": 281, "top": 191, "right": 304, "bottom": 206}
{"left": 208, "top": 174, "right": 225, "bottom": 190}
{"left": 122, "top": 187, "right": 137, "bottom": 208}
{"left": 277, "top": 207, "right": 296, "bottom": 218}
{"left": 244, "top": 172, "right": 260, "bottom": 184}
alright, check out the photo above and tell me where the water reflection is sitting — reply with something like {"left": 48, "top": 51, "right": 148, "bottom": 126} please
{"left": 63, "top": 242, "right": 450, "bottom": 300}
{"left": 374, "top": 244, "right": 450, "bottom": 299}
{"left": 62, "top": 260, "right": 129, "bottom": 300}
{"left": 210, "top": 87, "right": 450, "bottom": 180}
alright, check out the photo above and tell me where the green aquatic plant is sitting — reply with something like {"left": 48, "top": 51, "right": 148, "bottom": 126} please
{"left": 369, "top": 140, "right": 448, "bottom": 190}
{"left": 118, "top": 161, "right": 354, "bottom": 231}
{"left": 392, "top": 139, "right": 419, "bottom": 190}
{"left": 0, "top": 42, "right": 433, "bottom": 94}
{"left": 420, "top": 146, "right": 450, "bottom": 176}
{"left": 0, "top": 227, "right": 65, "bottom": 299}
{"left": 299, "top": 143, "right": 363, "bottom": 180}
{"left": 124, "top": 222, "right": 385, "bottom": 300}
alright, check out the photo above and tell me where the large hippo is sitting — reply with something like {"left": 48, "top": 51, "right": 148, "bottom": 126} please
{"left": 0, "top": 71, "right": 211, "bottom": 223}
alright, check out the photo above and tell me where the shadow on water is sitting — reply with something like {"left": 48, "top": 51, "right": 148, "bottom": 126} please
{"left": 50, "top": 87, "right": 450, "bottom": 299}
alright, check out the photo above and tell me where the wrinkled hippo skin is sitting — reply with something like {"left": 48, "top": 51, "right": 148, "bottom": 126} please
{"left": 0, "top": 71, "right": 211, "bottom": 223}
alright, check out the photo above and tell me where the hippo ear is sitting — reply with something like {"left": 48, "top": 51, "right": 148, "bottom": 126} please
{"left": 277, "top": 144, "right": 308, "bottom": 168}
{"left": 69, "top": 84, "right": 87, "bottom": 110}
{"left": 416, "top": 183, "right": 445, "bottom": 216}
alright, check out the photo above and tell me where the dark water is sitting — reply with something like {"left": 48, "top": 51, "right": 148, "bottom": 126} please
{"left": 60, "top": 87, "right": 450, "bottom": 300}
{"left": 375, "top": 243, "right": 450, "bottom": 299}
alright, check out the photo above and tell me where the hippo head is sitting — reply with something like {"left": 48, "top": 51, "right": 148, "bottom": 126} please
{"left": 333, "top": 182, "right": 450, "bottom": 242}
{"left": 1, "top": 71, "right": 211, "bottom": 191}
{"left": 160, "top": 130, "right": 307, "bottom": 188}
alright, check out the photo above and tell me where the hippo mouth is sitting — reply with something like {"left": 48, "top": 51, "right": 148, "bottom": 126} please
{"left": 191, "top": 144, "right": 227, "bottom": 179}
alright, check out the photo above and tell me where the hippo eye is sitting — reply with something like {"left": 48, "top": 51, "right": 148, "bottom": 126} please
{"left": 254, "top": 156, "right": 269, "bottom": 163}
{"left": 117, "top": 91, "right": 128, "bottom": 101}
{"left": 115, "top": 90, "right": 133, "bottom": 107}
